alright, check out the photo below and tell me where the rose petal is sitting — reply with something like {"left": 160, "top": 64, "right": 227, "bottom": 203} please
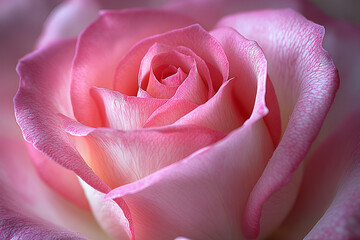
{"left": 78, "top": 179, "right": 132, "bottom": 240}
{"left": 36, "top": 0, "right": 99, "bottom": 48}
{"left": 173, "top": 80, "right": 245, "bottom": 133}
{"left": 114, "top": 24, "right": 229, "bottom": 103}
{"left": 61, "top": 115, "right": 226, "bottom": 189}
{"left": 143, "top": 99, "right": 198, "bottom": 128}
{"left": 141, "top": 45, "right": 195, "bottom": 99}
{"left": 0, "top": 137, "right": 110, "bottom": 239}
{"left": 106, "top": 117, "right": 274, "bottom": 239}
{"left": 0, "top": 209, "right": 86, "bottom": 240}
{"left": 217, "top": 9, "right": 339, "bottom": 238}
{"left": 91, "top": 87, "right": 167, "bottom": 130}
{"left": 145, "top": 68, "right": 182, "bottom": 99}
{"left": 14, "top": 39, "right": 135, "bottom": 236}
{"left": 171, "top": 65, "right": 209, "bottom": 104}
{"left": 160, "top": 66, "right": 187, "bottom": 86}
{"left": 271, "top": 109, "right": 360, "bottom": 240}
{"left": 211, "top": 27, "right": 281, "bottom": 146}
{"left": 14, "top": 39, "right": 109, "bottom": 194}
{"left": 26, "top": 143, "right": 89, "bottom": 210}
{"left": 138, "top": 43, "right": 213, "bottom": 103}
{"left": 174, "top": 27, "right": 272, "bottom": 134}
{"left": 71, "top": 9, "right": 195, "bottom": 127}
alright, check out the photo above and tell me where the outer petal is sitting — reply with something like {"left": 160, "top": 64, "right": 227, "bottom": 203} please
{"left": 174, "top": 27, "right": 280, "bottom": 138}
{"left": 14, "top": 40, "right": 109, "bottom": 197}
{"left": 14, "top": 38, "right": 136, "bottom": 237}
{"left": 26, "top": 143, "right": 89, "bottom": 210}
{"left": 79, "top": 180, "right": 132, "bottom": 240}
{"left": 0, "top": 137, "right": 110, "bottom": 239}
{"left": 36, "top": 0, "right": 99, "bottom": 48}
{"left": 0, "top": 209, "right": 86, "bottom": 240}
{"left": 217, "top": 9, "right": 339, "bottom": 238}
{"left": 210, "top": 27, "right": 281, "bottom": 146}
{"left": 272, "top": 109, "right": 360, "bottom": 240}
{"left": 106, "top": 117, "right": 274, "bottom": 239}
{"left": 71, "top": 9, "right": 195, "bottom": 127}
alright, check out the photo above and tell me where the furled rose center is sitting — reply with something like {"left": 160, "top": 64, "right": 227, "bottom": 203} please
{"left": 136, "top": 43, "right": 214, "bottom": 104}
{"left": 156, "top": 65, "right": 184, "bottom": 86}
{"left": 148, "top": 53, "right": 188, "bottom": 87}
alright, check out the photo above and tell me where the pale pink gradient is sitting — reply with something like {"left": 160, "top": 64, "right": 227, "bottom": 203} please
{"left": 4, "top": 0, "right": 357, "bottom": 239}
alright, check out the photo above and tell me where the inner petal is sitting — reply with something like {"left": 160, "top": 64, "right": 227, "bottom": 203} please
{"left": 138, "top": 43, "right": 189, "bottom": 91}
{"left": 141, "top": 46, "right": 197, "bottom": 99}
{"left": 115, "top": 25, "right": 229, "bottom": 102}
{"left": 157, "top": 65, "right": 177, "bottom": 82}
{"left": 91, "top": 87, "right": 167, "bottom": 130}
{"left": 160, "top": 68, "right": 187, "bottom": 87}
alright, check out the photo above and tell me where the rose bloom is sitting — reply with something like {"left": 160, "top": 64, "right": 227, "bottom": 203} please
{"left": 1, "top": 0, "right": 360, "bottom": 239}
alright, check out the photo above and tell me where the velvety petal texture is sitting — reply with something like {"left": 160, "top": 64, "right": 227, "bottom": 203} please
{"left": 14, "top": 39, "right": 109, "bottom": 195}
{"left": 217, "top": 9, "right": 339, "bottom": 238}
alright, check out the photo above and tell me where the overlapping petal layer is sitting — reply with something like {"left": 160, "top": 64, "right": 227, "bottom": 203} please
{"left": 106, "top": 118, "right": 273, "bottom": 239}
{"left": 91, "top": 87, "right": 167, "bottom": 130}
{"left": 114, "top": 24, "right": 229, "bottom": 100}
{"left": 217, "top": 9, "right": 339, "bottom": 237}
{"left": 14, "top": 39, "right": 108, "bottom": 198}
{"left": 14, "top": 37, "right": 139, "bottom": 239}
{"left": 71, "top": 9, "right": 196, "bottom": 127}
{"left": 62, "top": 115, "right": 226, "bottom": 189}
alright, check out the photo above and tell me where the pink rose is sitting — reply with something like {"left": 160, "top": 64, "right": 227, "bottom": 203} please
{"left": 1, "top": 0, "right": 359, "bottom": 239}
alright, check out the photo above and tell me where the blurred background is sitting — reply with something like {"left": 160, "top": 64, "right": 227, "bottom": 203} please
{"left": 310, "top": 0, "right": 360, "bottom": 25}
